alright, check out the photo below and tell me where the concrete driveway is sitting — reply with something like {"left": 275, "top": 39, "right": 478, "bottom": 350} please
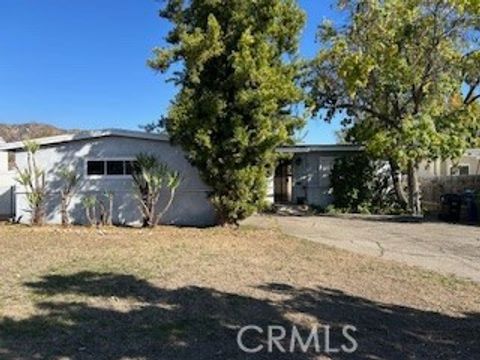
{"left": 244, "top": 215, "right": 480, "bottom": 283}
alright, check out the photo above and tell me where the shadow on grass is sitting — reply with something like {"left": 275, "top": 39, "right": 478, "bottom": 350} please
{"left": 0, "top": 272, "right": 478, "bottom": 359}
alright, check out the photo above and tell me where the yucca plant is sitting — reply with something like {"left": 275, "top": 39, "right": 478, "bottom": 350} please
{"left": 98, "top": 191, "right": 114, "bottom": 226}
{"left": 58, "top": 166, "right": 79, "bottom": 226}
{"left": 15, "top": 141, "right": 46, "bottom": 225}
{"left": 82, "top": 195, "right": 97, "bottom": 227}
{"left": 132, "top": 153, "right": 181, "bottom": 227}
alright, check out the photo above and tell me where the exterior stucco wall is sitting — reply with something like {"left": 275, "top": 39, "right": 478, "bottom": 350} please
{"left": 13, "top": 136, "right": 216, "bottom": 226}
{"left": 419, "top": 152, "right": 480, "bottom": 177}
{"left": 291, "top": 151, "right": 355, "bottom": 208}
{"left": 0, "top": 151, "right": 15, "bottom": 218}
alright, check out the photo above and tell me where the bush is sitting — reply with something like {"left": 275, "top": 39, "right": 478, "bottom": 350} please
{"left": 330, "top": 153, "right": 398, "bottom": 214}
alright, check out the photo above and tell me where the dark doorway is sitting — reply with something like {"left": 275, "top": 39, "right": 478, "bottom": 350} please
{"left": 274, "top": 160, "right": 292, "bottom": 204}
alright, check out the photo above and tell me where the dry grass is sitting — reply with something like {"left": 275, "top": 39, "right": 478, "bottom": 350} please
{"left": 0, "top": 224, "right": 479, "bottom": 359}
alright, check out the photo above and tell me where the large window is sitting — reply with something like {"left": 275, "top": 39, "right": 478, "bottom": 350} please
{"left": 86, "top": 159, "right": 136, "bottom": 177}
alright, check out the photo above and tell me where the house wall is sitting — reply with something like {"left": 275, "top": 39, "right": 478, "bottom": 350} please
{"left": 13, "top": 136, "right": 216, "bottom": 226}
{"left": 419, "top": 151, "right": 480, "bottom": 177}
{"left": 0, "top": 150, "right": 15, "bottom": 218}
{"left": 290, "top": 151, "right": 355, "bottom": 208}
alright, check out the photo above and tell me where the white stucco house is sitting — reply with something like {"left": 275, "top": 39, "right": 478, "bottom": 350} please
{"left": 0, "top": 129, "right": 216, "bottom": 226}
{"left": 0, "top": 128, "right": 364, "bottom": 225}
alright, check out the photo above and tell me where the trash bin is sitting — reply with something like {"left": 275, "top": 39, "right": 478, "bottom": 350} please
{"left": 439, "top": 194, "right": 462, "bottom": 223}
{"left": 462, "top": 191, "right": 479, "bottom": 223}
{"left": 476, "top": 192, "right": 480, "bottom": 224}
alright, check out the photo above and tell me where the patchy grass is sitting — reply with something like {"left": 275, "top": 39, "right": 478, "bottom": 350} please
{"left": 0, "top": 224, "right": 479, "bottom": 359}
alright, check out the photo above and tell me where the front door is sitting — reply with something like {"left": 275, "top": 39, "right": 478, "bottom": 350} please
{"left": 274, "top": 161, "right": 292, "bottom": 203}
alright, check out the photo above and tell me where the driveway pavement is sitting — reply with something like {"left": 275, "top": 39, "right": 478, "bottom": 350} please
{"left": 244, "top": 215, "right": 480, "bottom": 283}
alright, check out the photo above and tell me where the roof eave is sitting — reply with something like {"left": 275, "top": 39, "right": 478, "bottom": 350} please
{"left": 0, "top": 129, "right": 169, "bottom": 151}
{"left": 277, "top": 145, "right": 364, "bottom": 153}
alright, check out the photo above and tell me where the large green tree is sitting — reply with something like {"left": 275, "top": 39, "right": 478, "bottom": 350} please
{"left": 308, "top": 0, "right": 480, "bottom": 215}
{"left": 149, "top": 0, "right": 305, "bottom": 224}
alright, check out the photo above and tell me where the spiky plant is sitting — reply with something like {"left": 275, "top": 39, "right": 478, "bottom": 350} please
{"left": 82, "top": 195, "right": 97, "bottom": 227}
{"left": 58, "top": 166, "right": 79, "bottom": 226}
{"left": 15, "top": 141, "right": 46, "bottom": 225}
{"left": 132, "top": 153, "right": 181, "bottom": 227}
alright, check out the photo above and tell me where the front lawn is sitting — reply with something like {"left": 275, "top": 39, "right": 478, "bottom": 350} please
{"left": 0, "top": 225, "right": 479, "bottom": 359}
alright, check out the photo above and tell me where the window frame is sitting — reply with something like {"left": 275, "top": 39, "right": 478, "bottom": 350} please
{"left": 85, "top": 158, "right": 136, "bottom": 179}
{"left": 450, "top": 164, "right": 470, "bottom": 176}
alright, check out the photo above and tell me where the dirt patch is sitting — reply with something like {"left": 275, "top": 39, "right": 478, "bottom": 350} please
{"left": 0, "top": 225, "right": 479, "bottom": 359}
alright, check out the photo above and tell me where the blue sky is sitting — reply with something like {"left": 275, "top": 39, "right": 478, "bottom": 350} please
{"left": 0, "top": 0, "right": 343, "bottom": 144}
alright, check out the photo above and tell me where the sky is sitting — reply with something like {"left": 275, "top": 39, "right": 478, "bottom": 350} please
{"left": 0, "top": 0, "right": 344, "bottom": 144}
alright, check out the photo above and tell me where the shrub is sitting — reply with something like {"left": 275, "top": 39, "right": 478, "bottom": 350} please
{"left": 330, "top": 153, "right": 398, "bottom": 214}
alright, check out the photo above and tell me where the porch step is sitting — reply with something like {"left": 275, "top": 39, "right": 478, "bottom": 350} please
{"left": 272, "top": 204, "right": 313, "bottom": 216}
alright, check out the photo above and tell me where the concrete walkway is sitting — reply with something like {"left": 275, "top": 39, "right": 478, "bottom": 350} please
{"left": 244, "top": 215, "right": 480, "bottom": 283}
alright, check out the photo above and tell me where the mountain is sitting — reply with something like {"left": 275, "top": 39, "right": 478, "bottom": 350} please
{"left": 0, "top": 123, "right": 68, "bottom": 143}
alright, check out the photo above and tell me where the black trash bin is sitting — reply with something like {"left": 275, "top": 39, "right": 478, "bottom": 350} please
{"left": 462, "top": 191, "right": 478, "bottom": 223}
{"left": 439, "top": 194, "right": 462, "bottom": 223}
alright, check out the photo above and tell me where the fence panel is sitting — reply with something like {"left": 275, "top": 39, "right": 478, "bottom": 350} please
{"left": 421, "top": 175, "right": 480, "bottom": 211}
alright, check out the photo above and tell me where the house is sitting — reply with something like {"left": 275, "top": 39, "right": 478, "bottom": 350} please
{"left": 272, "top": 144, "right": 362, "bottom": 208}
{"left": 418, "top": 150, "right": 480, "bottom": 178}
{"left": 0, "top": 129, "right": 363, "bottom": 224}
{"left": 0, "top": 129, "right": 216, "bottom": 226}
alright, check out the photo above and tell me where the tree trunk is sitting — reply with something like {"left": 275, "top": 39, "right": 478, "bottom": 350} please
{"left": 61, "top": 196, "right": 68, "bottom": 226}
{"left": 389, "top": 160, "right": 408, "bottom": 210}
{"left": 107, "top": 193, "right": 113, "bottom": 226}
{"left": 407, "top": 162, "right": 422, "bottom": 215}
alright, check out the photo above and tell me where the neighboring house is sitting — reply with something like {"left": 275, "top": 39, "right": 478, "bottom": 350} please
{"left": 0, "top": 129, "right": 216, "bottom": 226}
{"left": 273, "top": 145, "right": 362, "bottom": 208}
{"left": 418, "top": 149, "right": 480, "bottom": 178}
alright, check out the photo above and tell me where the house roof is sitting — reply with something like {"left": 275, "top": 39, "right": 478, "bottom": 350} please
{"left": 277, "top": 144, "right": 363, "bottom": 153}
{"left": 0, "top": 129, "right": 169, "bottom": 151}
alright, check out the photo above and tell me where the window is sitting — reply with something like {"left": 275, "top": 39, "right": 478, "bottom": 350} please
{"left": 87, "top": 161, "right": 105, "bottom": 175}
{"left": 125, "top": 161, "right": 137, "bottom": 175}
{"left": 107, "top": 161, "right": 124, "bottom": 175}
{"left": 459, "top": 165, "right": 469, "bottom": 176}
{"left": 450, "top": 165, "right": 469, "bottom": 176}
{"left": 86, "top": 159, "right": 135, "bottom": 177}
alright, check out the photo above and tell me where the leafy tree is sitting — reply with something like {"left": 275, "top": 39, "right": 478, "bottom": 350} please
{"left": 57, "top": 167, "right": 79, "bottom": 226}
{"left": 15, "top": 141, "right": 46, "bottom": 225}
{"left": 307, "top": 0, "right": 480, "bottom": 215}
{"left": 132, "top": 154, "right": 181, "bottom": 228}
{"left": 149, "top": 0, "right": 306, "bottom": 225}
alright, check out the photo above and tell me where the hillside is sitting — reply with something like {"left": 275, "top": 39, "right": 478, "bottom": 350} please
{"left": 0, "top": 123, "right": 68, "bottom": 142}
